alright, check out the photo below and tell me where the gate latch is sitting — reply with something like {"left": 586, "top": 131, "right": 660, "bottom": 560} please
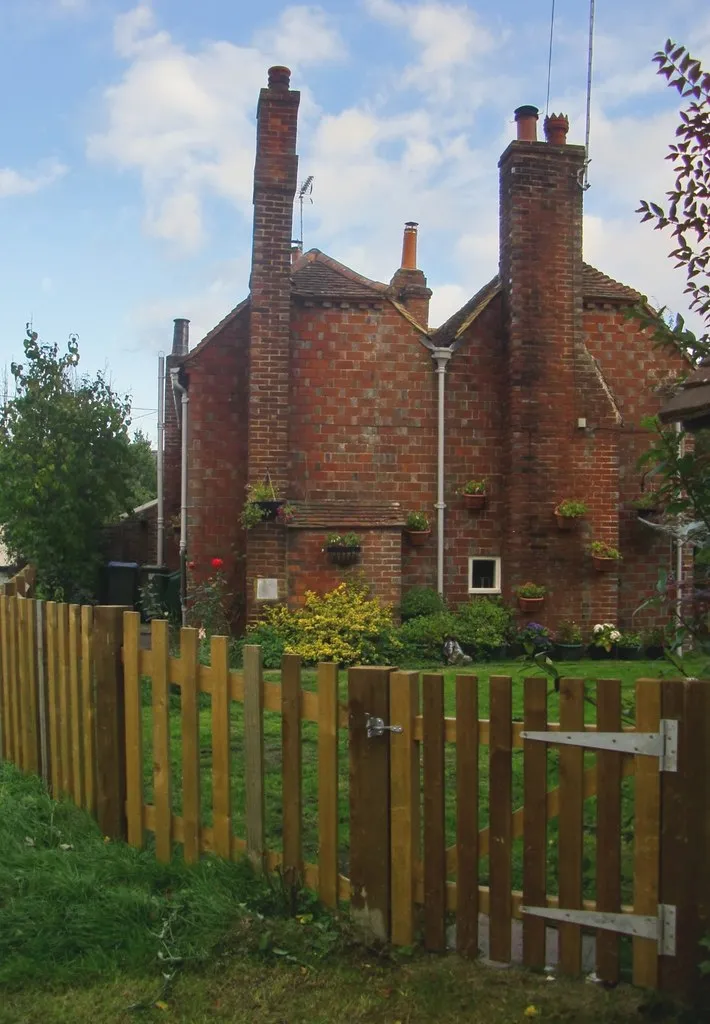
{"left": 365, "top": 714, "right": 403, "bottom": 739}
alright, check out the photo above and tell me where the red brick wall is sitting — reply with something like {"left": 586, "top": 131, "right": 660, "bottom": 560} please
{"left": 185, "top": 309, "right": 249, "bottom": 629}
{"left": 286, "top": 528, "right": 401, "bottom": 610}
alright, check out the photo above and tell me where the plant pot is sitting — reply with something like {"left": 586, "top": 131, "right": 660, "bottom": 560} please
{"left": 326, "top": 545, "right": 361, "bottom": 567}
{"left": 255, "top": 500, "right": 285, "bottom": 522}
{"left": 554, "top": 514, "right": 581, "bottom": 531}
{"left": 553, "top": 642, "right": 585, "bottom": 662}
{"left": 463, "top": 493, "right": 487, "bottom": 511}
{"left": 590, "top": 645, "right": 617, "bottom": 660}
{"left": 518, "top": 596, "right": 544, "bottom": 613}
{"left": 618, "top": 645, "right": 642, "bottom": 661}
{"left": 406, "top": 529, "right": 431, "bottom": 547}
{"left": 644, "top": 645, "right": 665, "bottom": 661}
{"left": 593, "top": 556, "right": 620, "bottom": 572}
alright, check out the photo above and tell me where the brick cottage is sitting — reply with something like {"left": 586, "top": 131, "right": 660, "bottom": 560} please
{"left": 158, "top": 66, "right": 688, "bottom": 632}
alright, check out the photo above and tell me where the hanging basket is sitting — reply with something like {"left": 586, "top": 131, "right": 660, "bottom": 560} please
{"left": 405, "top": 529, "right": 431, "bottom": 547}
{"left": 554, "top": 513, "right": 582, "bottom": 531}
{"left": 463, "top": 493, "right": 487, "bottom": 511}
{"left": 255, "top": 500, "right": 285, "bottom": 522}
{"left": 326, "top": 545, "right": 361, "bottom": 567}
{"left": 517, "top": 596, "right": 545, "bottom": 613}
{"left": 593, "top": 555, "right": 620, "bottom": 572}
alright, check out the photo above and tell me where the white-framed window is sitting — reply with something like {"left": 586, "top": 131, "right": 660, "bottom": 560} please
{"left": 468, "top": 556, "right": 501, "bottom": 594}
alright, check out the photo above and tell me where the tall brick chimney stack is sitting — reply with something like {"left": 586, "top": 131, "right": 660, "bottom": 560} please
{"left": 248, "top": 66, "right": 300, "bottom": 493}
{"left": 389, "top": 221, "right": 432, "bottom": 328}
{"left": 499, "top": 105, "right": 586, "bottom": 588}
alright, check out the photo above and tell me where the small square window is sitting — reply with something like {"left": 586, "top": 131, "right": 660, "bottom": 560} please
{"left": 469, "top": 556, "right": 501, "bottom": 594}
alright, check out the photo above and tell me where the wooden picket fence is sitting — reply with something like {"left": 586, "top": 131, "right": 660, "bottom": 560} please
{"left": 2, "top": 593, "right": 710, "bottom": 998}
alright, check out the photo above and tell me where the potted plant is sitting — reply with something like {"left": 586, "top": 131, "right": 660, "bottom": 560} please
{"left": 554, "top": 499, "right": 588, "bottom": 531}
{"left": 515, "top": 581, "right": 546, "bottom": 613}
{"left": 517, "top": 621, "right": 553, "bottom": 656}
{"left": 553, "top": 620, "right": 585, "bottom": 661}
{"left": 405, "top": 511, "right": 431, "bottom": 546}
{"left": 641, "top": 625, "right": 666, "bottom": 660}
{"left": 459, "top": 480, "right": 487, "bottom": 510}
{"left": 590, "top": 622, "right": 621, "bottom": 660}
{"left": 590, "top": 540, "right": 622, "bottom": 572}
{"left": 630, "top": 491, "right": 664, "bottom": 521}
{"left": 324, "top": 532, "right": 362, "bottom": 567}
{"left": 617, "top": 630, "right": 642, "bottom": 661}
{"left": 240, "top": 480, "right": 286, "bottom": 529}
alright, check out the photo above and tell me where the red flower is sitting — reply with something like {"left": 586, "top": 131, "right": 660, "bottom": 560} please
{"left": 211, "top": 557, "right": 224, "bottom": 570}
{"left": 187, "top": 561, "right": 195, "bottom": 570}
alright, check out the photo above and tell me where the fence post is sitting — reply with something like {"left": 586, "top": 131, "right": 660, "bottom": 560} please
{"left": 660, "top": 678, "right": 710, "bottom": 1000}
{"left": 92, "top": 606, "right": 127, "bottom": 840}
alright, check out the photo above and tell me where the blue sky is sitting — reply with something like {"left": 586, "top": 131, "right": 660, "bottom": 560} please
{"left": 1, "top": 0, "right": 708, "bottom": 441}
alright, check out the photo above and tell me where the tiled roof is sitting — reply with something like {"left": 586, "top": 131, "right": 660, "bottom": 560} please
{"left": 582, "top": 263, "right": 643, "bottom": 303}
{"left": 287, "top": 501, "right": 406, "bottom": 529}
{"left": 430, "top": 277, "right": 502, "bottom": 347}
{"left": 291, "top": 250, "right": 387, "bottom": 300}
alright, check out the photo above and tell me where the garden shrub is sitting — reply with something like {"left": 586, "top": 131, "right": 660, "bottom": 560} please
{"left": 398, "top": 611, "right": 458, "bottom": 663}
{"left": 246, "top": 581, "right": 400, "bottom": 666}
{"left": 453, "top": 597, "right": 515, "bottom": 651}
{"left": 399, "top": 585, "right": 446, "bottom": 621}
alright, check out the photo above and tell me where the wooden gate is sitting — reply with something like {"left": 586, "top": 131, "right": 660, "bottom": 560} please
{"left": 347, "top": 671, "right": 710, "bottom": 992}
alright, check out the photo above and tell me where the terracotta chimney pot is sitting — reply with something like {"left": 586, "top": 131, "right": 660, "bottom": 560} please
{"left": 401, "top": 221, "right": 419, "bottom": 270}
{"left": 544, "top": 113, "right": 569, "bottom": 146}
{"left": 267, "top": 65, "right": 291, "bottom": 90}
{"left": 514, "top": 105, "right": 539, "bottom": 143}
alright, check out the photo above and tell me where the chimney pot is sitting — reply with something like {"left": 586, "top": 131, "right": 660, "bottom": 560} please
{"left": 514, "top": 104, "right": 539, "bottom": 143}
{"left": 172, "top": 318, "right": 190, "bottom": 356}
{"left": 268, "top": 65, "right": 291, "bottom": 90}
{"left": 401, "top": 221, "right": 419, "bottom": 271}
{"left": 544, "top": 113, "right": 570, "bottom": 145}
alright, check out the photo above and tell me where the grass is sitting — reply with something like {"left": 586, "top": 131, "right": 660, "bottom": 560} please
{"left": 142, "top": 655, "right": 696, "bottom": 906}
{"left": 0, "top": 759, "right": 678, "bottom": 1023}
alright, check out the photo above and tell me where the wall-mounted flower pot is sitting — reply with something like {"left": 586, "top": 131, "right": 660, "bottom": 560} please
{"left": 517, "top": 596, "right": 544, "bottom": 613}
{"left": 463, "top": 493, "right": 487, "bottom": 511}
{"left": 554, "top": 514, "right": 582, "bottom": 531}
{"left": 406, "top": 529, "right": 431, "bottom": 547}
{"left": 593, "top": 556, "right": 620, "bottom": 572}
{"left": 255, "top": 500, "right": 285, "bottom": 522}
{"left": 326, "top": 545, "right": 361, "bottom": 567}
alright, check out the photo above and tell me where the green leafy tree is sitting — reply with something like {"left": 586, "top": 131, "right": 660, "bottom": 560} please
{"left": 128, "top": 429, "right": 157, "bottom": 507}
{"left": 0, "top": 326, "right": 136, "bottom": 601}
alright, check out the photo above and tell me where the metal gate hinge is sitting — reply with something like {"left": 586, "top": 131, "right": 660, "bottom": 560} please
{"left": 365, "top": 714, "right": 403, "bottom": 739}
{"left": 521, "top": 904, "right": 676, "bottom": 956}
{"left": 520, "top": 719, "right": 678, "bottom": 772}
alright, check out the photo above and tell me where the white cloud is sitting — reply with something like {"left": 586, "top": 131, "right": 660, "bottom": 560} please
{"left": 252, "top": 5, "right": 344, "bottom": 65}
{"left": 0, "top": 158, "right": 67, "bottom": 199}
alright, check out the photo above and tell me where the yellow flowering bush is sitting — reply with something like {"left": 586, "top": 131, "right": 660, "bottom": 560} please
{"left": 249, "top": 581, "right": 401, "bottom": 665}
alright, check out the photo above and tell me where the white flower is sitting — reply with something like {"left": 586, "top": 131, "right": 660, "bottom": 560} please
{"left": 593, "top": 624, "right": 602, "bottom": 634}
{"left": 610, "top": 630, "right": 621, "bottom": 641}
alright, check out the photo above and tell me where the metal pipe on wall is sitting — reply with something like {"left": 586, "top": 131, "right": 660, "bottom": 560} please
{"left": 432, "top": 348, "right": 452, "bottom": 597}
{"left": 156, "top": 354, "right": 165, "bottom": 567}
{"left": 170, "top": 368, "right": 189, "bottom": 626}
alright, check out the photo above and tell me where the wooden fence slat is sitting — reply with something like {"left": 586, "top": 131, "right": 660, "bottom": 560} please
{"left": 11, "top": 598, "right": 24, "bottom": 770}
{"left": 36, "top": 602, "right": 50, "bottom": 784}
{"left": 523, "top": 676, "right": 548, "bottom": 969}
{"left": 93, "top": 606, "right": 127, "bottom": 840}
{"left": 57, "top": 602, "right": 72, "bottom": 796}
{"left": 489, "top": 675, "right": 513, "bottom": 964}
{"left": 0, "top": 597, "right": 11, "bottom": 763}
{"left": 81, "top": 606, "right": 95, "bottom": 815}
{"left": 152, "top": 618, "right": 172, "bottom": 862}
{"left": 243, "top": 645, "right": 265, "bottom": 869}
{"left": 68, "top": 604, "right": 83, "bottom": 806}
{"left": 211, "top": 634, "right": 232, "bottom": 860}
{"left": 45, "top": 602, "right": 60, "bottom": 796}
{"left": 632, "top": 677, "right": 661, "bottom": 989}
{"left": 390, "top": 670, "right": 419, "bottom": 947}
{"left": 596, "top": 678, "right": 622, "bottom": 985}
{"left": 282, "top": 654, "right": 302, "bottom": 885}
{"left": 317, "top": 663, "right": 339, "bottom": 909}
{"left": 455, "top": 674, "right": 479, "bottom": 958}
{"left": 423, "top": 673, "right": 446, "bottom": 951}
{"left": 558, "top": 677, "right": 585, "bottom": 976}
{"left": 180, "top": 627, "right": 200, "bottom": 864}
{"left": 21, "top": 599, "right": 39, "bottom": 774}
{"left": 123, "top": 612, "right": 144, "bottom": 848}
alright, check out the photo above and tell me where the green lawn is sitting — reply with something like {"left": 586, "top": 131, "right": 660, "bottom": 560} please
{"left": 141, "top": 656, "right": 694, "bottom": 904}
{"left": 0, "top": 760, "right": 665, "bottom": 1023}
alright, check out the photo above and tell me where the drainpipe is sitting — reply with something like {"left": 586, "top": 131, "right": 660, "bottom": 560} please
{"left": 675, "top": 422, "right": 684, "bottom": 656}
{"left": 431, "top": 348, "right": 452, "bottom": 597}
{"left": 170, "top": 368, "right": 189, "bottom": 626}
{"left": 156, "top": 354, "right": 165, "bottom": 567}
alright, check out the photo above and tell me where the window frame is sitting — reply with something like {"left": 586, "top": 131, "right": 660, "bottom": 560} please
{"left": 468, "top": 556, "right": 502, "bottom": 595}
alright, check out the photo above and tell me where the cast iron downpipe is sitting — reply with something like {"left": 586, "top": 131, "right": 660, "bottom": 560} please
{"left": 156, "top": 354, "right": 165, "bottom": 567}
{"left": 170, "top": 368, "right": 189, "bottom": 626}
{"left": 431, "top": 348, "right": 452, "bottom": 597}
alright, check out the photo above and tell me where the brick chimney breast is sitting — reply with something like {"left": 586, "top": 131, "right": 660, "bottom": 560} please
{"left": 389, "top": 221, "right": 431, "bottom": 328}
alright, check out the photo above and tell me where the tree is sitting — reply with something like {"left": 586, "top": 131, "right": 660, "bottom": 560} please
{"left": 0, "top": 326, "right": 137, "bottom": 601}
{"left": 128, "top": 429, "right": 157, "bottom": 508}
